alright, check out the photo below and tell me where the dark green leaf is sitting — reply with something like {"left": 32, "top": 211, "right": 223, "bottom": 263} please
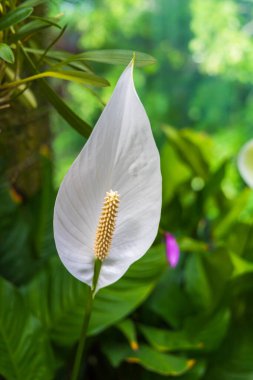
{"left": 133, "top": 345, "right": 194, "bottom": 376}
{"left": 36, "top": 79, "right": 92, "bottom": 138}
{"left": 116, "top": 319, "right": 139, "bottom": 350}
{"left": 139, "top": 325, "right": 203, "bottom": 352}
{"left": 0, "top": 277, "right": 55, "bottom": 380}
{"left": 23, "top": 245, "right": 166, "bottom": 346}
{"left": 184, "top": 308, "right": 231, "bottom": 352}
{"left": 0, "top": 7, "right": 33, "bottom": 31}
{"left": 214, "top": 189, "right": 251, "bottom": 238}
{"left": 163, "top": 126, "right": 210, "bottom": 179}
{"left": 11, "top": 20, "right": 56, "bottom": 42}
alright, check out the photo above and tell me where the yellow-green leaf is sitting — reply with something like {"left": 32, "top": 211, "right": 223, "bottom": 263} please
{"left": 0, "top": 43, "right": 14, "bottom": 64}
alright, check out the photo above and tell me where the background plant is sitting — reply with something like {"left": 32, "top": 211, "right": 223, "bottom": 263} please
{"left": 1, "top": 0, "right": 253, "bottom": 379}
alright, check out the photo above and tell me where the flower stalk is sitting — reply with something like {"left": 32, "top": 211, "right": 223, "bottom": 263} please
{"left": 71, "top": 259, "right": 102, "bottom": 380}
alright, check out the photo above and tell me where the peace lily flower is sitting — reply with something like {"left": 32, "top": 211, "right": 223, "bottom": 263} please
{"left": 165, "top": 232, "right": 180, "bottom": 268}
{"left": 238, "top": 140, "right": 253, "bottom": 188}
{"left": 53, "top": 61, "right": 162, "bottom": 293}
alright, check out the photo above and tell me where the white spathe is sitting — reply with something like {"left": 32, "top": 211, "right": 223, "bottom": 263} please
{"left": 238, "top": 140, "right": 253, "bottom": 188}
{"left": 53, "top": 62, "right": 162, "bottom": 292}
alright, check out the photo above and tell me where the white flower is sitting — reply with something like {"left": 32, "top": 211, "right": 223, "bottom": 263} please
{"left": 53, "top": 62, "right": 162, "bottom": 292}
{"left": 238, "top": 140, "right": 253, "bottom": 188}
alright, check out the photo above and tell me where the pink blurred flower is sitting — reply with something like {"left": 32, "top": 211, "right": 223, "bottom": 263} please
{"left": 165, "top": 233, "right": 180, "bottom": 268}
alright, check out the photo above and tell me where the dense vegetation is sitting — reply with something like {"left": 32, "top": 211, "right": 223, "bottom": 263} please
{"left": 1, "top": 0, "right": 253, "bottom": 379}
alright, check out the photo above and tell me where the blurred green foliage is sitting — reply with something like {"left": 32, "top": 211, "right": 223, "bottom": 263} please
{"left": 1, "top": 0, "right": 253, "bottom": 379}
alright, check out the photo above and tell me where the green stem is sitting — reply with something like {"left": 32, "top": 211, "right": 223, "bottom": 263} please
{"left": 70, "top": 259, "right": 102, "bottom": 380}
{"left": 70, "top": 286, "right": 93, "bottom": 380}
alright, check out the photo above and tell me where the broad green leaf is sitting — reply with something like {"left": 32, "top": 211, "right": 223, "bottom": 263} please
{"left": 148, "top": 269, "right": 195, "bottom": 328}
{"left": 0, "top": 7, "right": 33, "bottom": 30}
{"left": 0, "top": 43, "right": 14, "bottom": 64}
{"left": 23, "top": 245, "right": 166, "bottom": 346}
{"left": 184, "top": 308, "right": 231, "bottom": 352}
{"left": 116, "top": 319, "right": 139, "bottom": 350}
{"left": 77, "top": 50, "right": 156, "bottom": 67}
{"left": 102, "top": 342, "right": 195, "bottom": 376}
{"left": 139, "top": 325, "right": 203, "bottom": 352}
{"left": 205, "top": 320, "right": 253, "bottom": 380}
{"left": 132, "top": 345, "right": 195, "bottom": 376}
{"left": 185, "top": 250, "right": 232, "bottom": 312}
{"left": 0, "top": 277, "right": 55, "bottom": 380}
{"left": 185, "top": 253, "right": 213, "bottom": 311}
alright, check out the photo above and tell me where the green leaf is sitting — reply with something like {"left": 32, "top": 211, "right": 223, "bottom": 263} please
{"left": 0, "top": 185, "right": 38, "bottom": 284}
{"left": 24, "top": 47, "right": 93, "bottom": 72}
{"left": 163, "top": 126, "right": 210, "bottom": 179}
{"left": 0, "top": 43, "right": 14, "bottom": 64}
{"left": 132, "top": 345, "right": 194, "bottom": 376}
{"left": 214, "top": 189, "right": 251, "bottom": 238}
{"left": 38, "top": 80, "right": 92, "bottom": 138}
{"left": 21, "top": 0, "right": 46, "bottom": 6}
{"left": 11, "top": 20, "right": 57, "bottom": 42}
{"left": 205, "top": 320, "right": 253, "bottom": 380}
{"left": 230, "top": 252, "right": 253, "bottom": 278}
{"left": 23, "top": 245, "right": 166, "bottom": 346}
{"left": 1, "top": 70, "right": 109, "bottom": 89}
{"left": 102, "top": 342, "right": 195, "bottom": 376}
{"left": 185, "top": 250, "right": 233, "bottom": 312}
{"left": 160, "top": 142, "right": 191, "bottom": 204}
{"left": 148, "top": 269, "right": 195, "bottom": 328}
{"left": 116, "top": 319, "right": 139, "bottom": 350}
{"left": 77, "top": 50, "right": 156, "bottom": 67}
{"left": 139, "top": 325, "right": 203, "bottom": 352}
{"left": 184, "top": 308, "right": 231, "bottom": 352}
{"left": 0, "top": 7, "right": 33, "bottom": 31}
{"left": 0, "top": 277, "right": 55, "bottom": 380}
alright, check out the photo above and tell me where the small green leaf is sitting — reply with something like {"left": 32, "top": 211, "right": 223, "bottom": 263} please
{"left": 0, "top": 43, "right": 14, "bottom": 64}
{"left": 230, "top": 252, "right": 253, "bottom": 278}
{"left": 116, "top": 319, "right": 139, "bottom": 350}
{"left": 0, "top": 7, "right": 33, "bottom": 31}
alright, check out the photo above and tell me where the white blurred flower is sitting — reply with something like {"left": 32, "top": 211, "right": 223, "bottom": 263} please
{"left": 53, "top": 62, "right": 162, "bottom": 292}
{"left": 238, "top": 140, "right": 253, "bottom": 188}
